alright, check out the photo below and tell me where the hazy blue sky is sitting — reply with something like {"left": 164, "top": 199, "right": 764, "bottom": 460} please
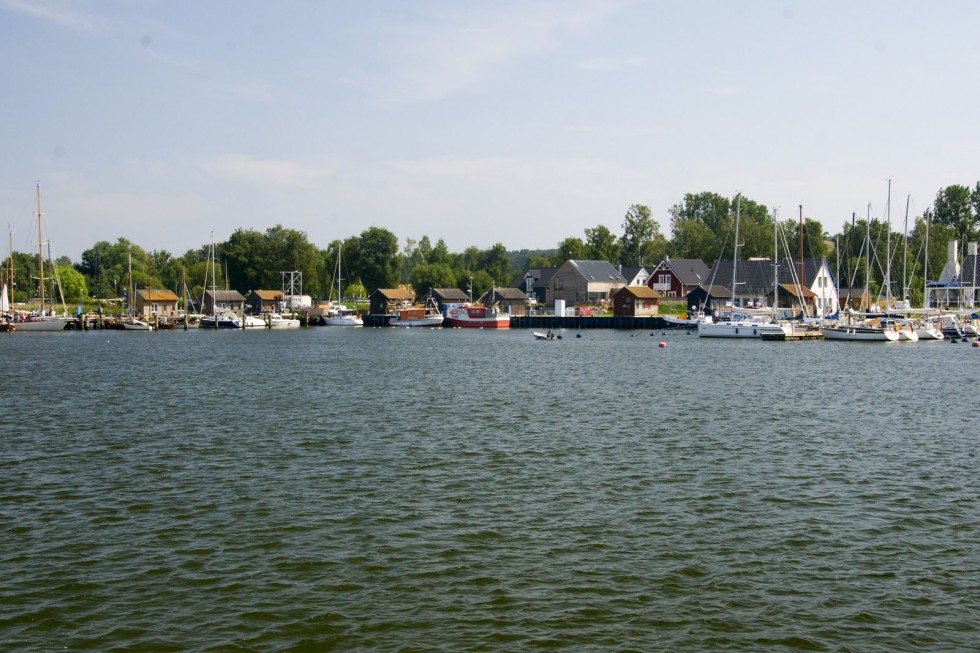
{"left": 2, "top": 0, "right": 978, "bottom": 262}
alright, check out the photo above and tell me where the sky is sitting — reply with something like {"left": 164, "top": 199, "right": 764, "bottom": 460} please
{"left": 2, "top": 0, "right": 979, "bottom": 263}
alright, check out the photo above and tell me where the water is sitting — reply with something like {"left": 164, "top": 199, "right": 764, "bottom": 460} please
{"left": 1, "top": 327, "right": 977, "bottom": 651}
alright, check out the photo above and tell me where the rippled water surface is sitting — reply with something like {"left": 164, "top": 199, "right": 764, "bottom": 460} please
{"left": 1, "top": 327, "right": 978, "bottom": 651}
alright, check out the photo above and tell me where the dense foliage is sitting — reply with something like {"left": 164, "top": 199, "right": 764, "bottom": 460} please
{"left": 5, "top": 184, "right": 979, "bottom": 305}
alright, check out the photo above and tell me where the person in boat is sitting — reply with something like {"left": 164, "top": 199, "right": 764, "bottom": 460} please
{"left": 546, "top": 329, "right": 553, "bottom": 339}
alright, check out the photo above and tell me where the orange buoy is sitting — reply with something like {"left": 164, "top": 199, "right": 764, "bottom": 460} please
{"left": 659, "top": 341, "right": 667, "bottom": 348}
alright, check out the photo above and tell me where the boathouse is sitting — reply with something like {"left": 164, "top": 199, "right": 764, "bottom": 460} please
{"left": 612, "top": 286, "right": 662, "bottom": 317}
{"left": 203, "top": 290, "right": 245, "bottom": 315}
{"left": 245, "top": 290, "right": 283, "bottom": 315}
{"left": 369, "top": 288, "right": 415, "bottom": 315}
{"left": 429, "top": 287, "right": 471, "bottom": 313}
{"left": 479, "top": 287, "right": 529, "bottom": 315}
{"left": 135, "top": 289, "right": 179, "bottom": 318}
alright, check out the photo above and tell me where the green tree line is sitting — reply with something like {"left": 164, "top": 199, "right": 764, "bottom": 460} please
{"left": 3, "top": 184, "right": 979, "bottom": 307}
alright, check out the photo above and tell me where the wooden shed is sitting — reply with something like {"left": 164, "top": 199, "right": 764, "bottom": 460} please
{"left": 612, "top": 286, "right": 662, "bottom": 317}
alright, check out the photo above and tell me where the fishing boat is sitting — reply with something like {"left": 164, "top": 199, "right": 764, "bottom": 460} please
{"left": 324, "top": 244, "right": 363, "bottom": 326}
{"left": 389, "top": 298, "right": 444, "bottom": 327}
{"left": 447, "top": 303, "right": 510, "bottom": 328}
{"left": 14, "top": 183, "right": 68, "bottom": 332}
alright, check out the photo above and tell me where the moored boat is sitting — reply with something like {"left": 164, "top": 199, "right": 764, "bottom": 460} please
{"left": 447, "top": 304, "right": 510, "bottom": 328}
{"left": 389, "top": 299, "right": 444, "bottom": 327}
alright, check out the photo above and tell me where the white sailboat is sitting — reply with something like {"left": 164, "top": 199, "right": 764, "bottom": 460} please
{"left": 698, "top": 194, "right": 790, "bottom": 338}
{"left": 821, "top": 201, "right": 898, "bottom": 342}
{"left": 14, "top": 183, "right": 68, "bottom": 332}
{"left": 199, "top": 232, "right": 242, "bottom": 329}
{"left": 324, "top": 243, "right": 363, "bottom": 327}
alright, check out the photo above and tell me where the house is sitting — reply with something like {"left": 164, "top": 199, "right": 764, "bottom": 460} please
{"left": 612, "top": 286, "right": 661, "bottom": 317}
{"left": 479, "top": 287, "right": 529, "bottom": 315}
{"left": 704, "top": 258, "right": 839, "bottom": 317}
{"left": 513, "top": 267, "right": 559, "bottom": 304}
{"left": 203, "top": 290, "right": 245, "bottom": 316}
{"left": 647, "top": 258, "right": 710, "bottom": 299}
{"left": 134, "top": 288, "right": 179, "bottom": 318}
{"left": 618, "top": 266, "right": 649, "bottom": 287}
{"left": 245, "top": 290, "right": 283, "bottom": 315}
{"left": 547, "top": 260, "right": 626, "bottom": 306}
{"left": 369, "top": 288, "right": 415, "bottom": 315}
{"left": 428, "top": 287, "right": 471, "bottom": 315}
{"left": 927, "top": 240, "right": 979, "bottom": 309}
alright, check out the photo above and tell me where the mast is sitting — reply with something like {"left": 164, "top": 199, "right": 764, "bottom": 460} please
{"left": 36, "top": 182, "right": 45, "bottom": 312}
{"left": 885, "top": 179, "right": 892, "bottom": 307}
{"left": 903, "top": 194, "right": 910, "bottom": 302}
{"left": 865, "top": 203, "right": 872, "bottom": 311}
{"left": 924, "top": 209, "right": 931, "bottom": 308}
{"left": 799, "top": 204, "right": 805, "bottom": 316}
{"left": 731, "top": 193, "right": 741, "bottom": 316}
{"left": 773, "top": 211, "right": 779, "bottom": 315}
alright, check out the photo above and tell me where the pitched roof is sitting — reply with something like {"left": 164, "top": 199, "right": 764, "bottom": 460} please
{"left": 372, "top": 288, "right": 415, "bottom": 300}
{"left": 618, "top": 266, "right": 647, "bottom": 284}
{"left": 706, "top": 259, "right": 826, "bottom": 295}
{"left": 248, "top": 289, "right": 283, "bottom": 300}
{"left": 136, "top": 288, "right": 179, "bottom": 302}
{"left": 493, "top": 287, "right": 530, "bottom": 300}
{"left": 565, "top": 260, "right": 627, "bottom": 283}
{"left": 512, "top": 267, "right": 559, "bottom": 290}
{"left": 652, "top": 258, "right": 710, "bottom": 286}
{"left": 617, "top": 286, "right": 662, "bottom": 299}
{"left": 204, "top": 290, "right": 245, "bottom": 302}
{"left": 430, "top": 288, "right": 470, "bottom": 301}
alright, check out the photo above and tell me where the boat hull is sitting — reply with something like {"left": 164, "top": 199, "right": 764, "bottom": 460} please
{"left": 820, "top": 326, "right": 900, "bottom": 341}
{"left": 12, "top": 317, "right": 68, "bottom": 331}
{"left": 697, "top": 320, "right": 788, "bottom": 338}
{"left": 389, "top": 315, "right": 444, "bottom": 327}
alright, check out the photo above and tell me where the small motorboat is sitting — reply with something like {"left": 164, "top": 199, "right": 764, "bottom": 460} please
{"left": 533, "top": 331, "right": 556, "bottom": 340}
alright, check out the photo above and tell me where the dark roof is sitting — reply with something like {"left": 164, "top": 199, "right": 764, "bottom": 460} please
{"left": 652, "top": 258, "right": 710, "bottom": 286}
{"left": 956, "top": 254, "right": 979, "bottom": 284}
{"left": 618, "top": 266, "right": 647, "bottom": 284}
{"left": 493, "top": 287, "right": 530, "bottom": 300}
{"left": 565, "top": 260, "right": 627, "bottom": 283}
{"left": 204, "top": 290, "right": 245, "bottom": 302}
{"left": 706, "top": 258, "right": 826, "bottom": 295}
{"left": 430, "top": 288, "right": 470, "bottom": 301}
{"left": 513, "top": 267, "right": 559, "bottom": 290}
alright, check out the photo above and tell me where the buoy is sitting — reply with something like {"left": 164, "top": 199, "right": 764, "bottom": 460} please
{"left": 576, "top": 333, "right": 582, "bottom": 338}
{"left": 659, "top": 341, "right": 667, "bottom": 348}
{"left": 973, "top": 341, "right": 979, "bottom": 347}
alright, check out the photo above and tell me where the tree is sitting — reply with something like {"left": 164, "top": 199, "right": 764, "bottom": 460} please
{"left": 933, "top": 184, "right": 977, "bottom": 247}
{"left": 585, "top": 225, "right": 620, "bottom": 263}
{"left": 476, "top": 243, "right": 513, "bottom": 287}
{"left": 410, "top": 262, "right": 457, "bottom": 296}
{"left": 353, "top": 227, "right": 400, "bottom": 292}
{"left": 556, "top": 237, "right": 587, "bottom": 263}
{"left": 619, "top": 205, "right": 659, "bottom": 266}
{"left": 57, "top": 265, "right": 88, "bottom": 302}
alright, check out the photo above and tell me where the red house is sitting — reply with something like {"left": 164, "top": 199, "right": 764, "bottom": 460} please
{"left": 647, "top": 258, "right": 710, "bottom": 299}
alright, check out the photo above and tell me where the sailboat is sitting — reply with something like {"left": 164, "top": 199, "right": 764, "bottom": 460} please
{"left": 121, "top": 249, "right": 153, "bottom": 330}
{"left": 199, "top": 233, "right": 242, "bottom": 329}
{"left": 697, "top": 194, "right": 790, "bottom": 338}
{"left": 13, "top": 183, "right": 68, "bottom": 332}
{"left": 324, "top": 244, "right": 363, "bottom": 326}
{"left": 821, "top": 202, "right": 899, "bottom": 342}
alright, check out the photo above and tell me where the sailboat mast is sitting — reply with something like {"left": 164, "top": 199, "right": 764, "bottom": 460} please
{"left": 799, "top": 204, "right": 805, "bottom": 316}
{"left": 903, "top": 194, "right": 910, "bottom": 302}
{"left": 36, "top": 182, "right": 45, "bottom": 312}
{"left": 924, "top": 209, "right": 931, "bottom": 308}
{"left": 865, "top": 204, "right": 872, "bottom": 311}
{"left": 885, "top": 178, "right": 892, "bottom": 307}
{"left": 731, "top": 194, "right": 740, "bottom": 315}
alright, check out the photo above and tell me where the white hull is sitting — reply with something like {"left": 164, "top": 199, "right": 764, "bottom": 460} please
{"left": 389, "top": 315, "right": 444, "bottom": 327}
{"left": 914, "top": 325, "right": 944, "bottom": 340}
{"left": 820, "top": 326, "right": 900, "bottom": 341}
{"left": 268, "top": 314, "right": 301, "bottom": 328}
{"left": 122, "top": 320, "right": 153, "bottom": 331}
{"left": 697, "top": 320, "right": 789, "bottom": 338}
{"left": 12, "top": 317, "right": 68, "bottom": 331}
{"left": 325, "top": 315, "right": 363, "bottom": 327}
